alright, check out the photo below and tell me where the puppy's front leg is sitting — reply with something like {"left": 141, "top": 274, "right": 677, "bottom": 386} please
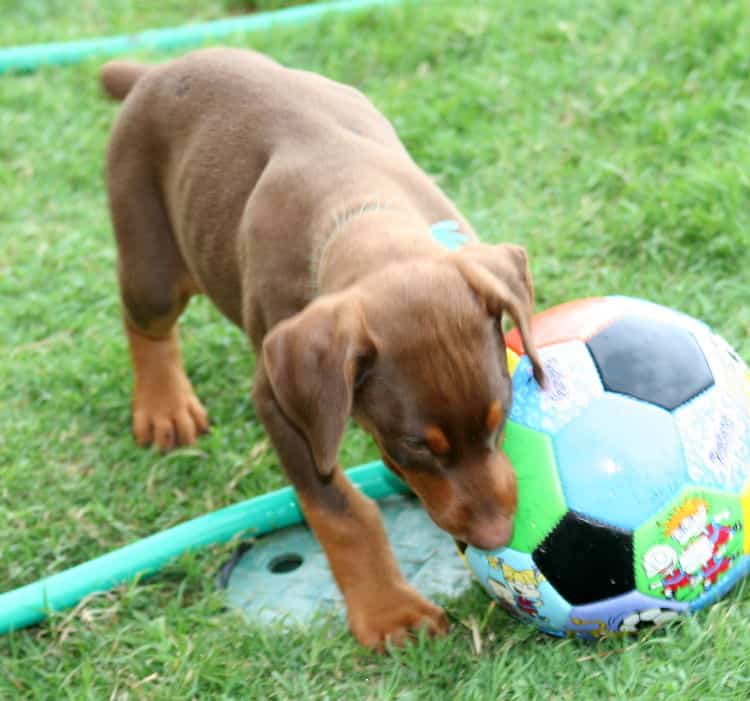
{"left": 253, "top": 363, "right": 448, "bottom": 650}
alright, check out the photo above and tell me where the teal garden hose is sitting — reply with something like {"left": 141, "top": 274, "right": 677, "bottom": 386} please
{"left": 0, "top": 0, "right": 402, "bottom": 74}
{"left": 0, "top": 461, "right": 408, "bottom": 634}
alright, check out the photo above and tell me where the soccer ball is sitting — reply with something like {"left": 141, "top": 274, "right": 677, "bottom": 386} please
{"left": 463, "top": 296, "right": 750, "bottom": 639}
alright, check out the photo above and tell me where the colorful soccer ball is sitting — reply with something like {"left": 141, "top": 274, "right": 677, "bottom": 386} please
{"left": 463, "top": 296, "right": 750, "bottom": 639}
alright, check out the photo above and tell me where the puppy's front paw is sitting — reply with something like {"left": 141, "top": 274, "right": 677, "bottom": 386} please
{"left": 347, "top": 581, "right": 449, "bottom": 651}
{"left": 132, "top": 373, "right": 209, "bottom": 451}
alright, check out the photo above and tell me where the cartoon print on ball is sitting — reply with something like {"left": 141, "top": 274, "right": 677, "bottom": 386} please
{"left": 472, "top": 549, "right": 571, "bottom": 634}
{"left": 634, "top": 489, "right": 744, "bottom": 602}
{"left": 567, "top": 591, "right": 688, "bottom": 639}
{"left": 489, "top": 561, "right": 547, "bottom": 619}
{"left": 688, "top": 554, "right": 750, "bottom": 611}
{"left": 510, "top": 340, "right": 603, "bottom": 434}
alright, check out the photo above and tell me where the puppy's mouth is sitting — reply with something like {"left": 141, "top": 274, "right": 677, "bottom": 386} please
{"left": 461, "top": 519, "right": 514, "bottom": 551}
{"left": 378, "top": 452, "right": 514, "bottom": 550}
{"left": 437, "top": 511, "right": 515, "bottom": 551}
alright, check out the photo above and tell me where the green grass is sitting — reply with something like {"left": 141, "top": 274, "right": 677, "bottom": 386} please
{"left": 2, "top": 0, "right": 750, "bottom": 698}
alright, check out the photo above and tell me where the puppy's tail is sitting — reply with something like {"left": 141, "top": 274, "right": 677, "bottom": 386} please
{"left": 99, "top": 60, "right": 149, "bottom": 101}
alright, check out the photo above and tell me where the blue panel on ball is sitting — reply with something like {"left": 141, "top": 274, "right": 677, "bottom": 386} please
{"left": 465, "top": 547, "right": 571, "bottom": 635}
{"left": 554, "top": 394, "right": 687, "bottom": 530}
{"left": 675, "top": 385, "right": 750, "bottom": 493}
{"left": 510, "top": 340, "right": 603, "bottom": 435}
{"left": 464, "top": 542, "right": 490, "bottom": 586}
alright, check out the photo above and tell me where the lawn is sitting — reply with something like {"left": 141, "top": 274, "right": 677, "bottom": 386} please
{"left": 2, "top": 0, "right": 750, "bottom": 698}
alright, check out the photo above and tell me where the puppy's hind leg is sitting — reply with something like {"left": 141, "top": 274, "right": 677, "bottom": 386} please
{"left": 108, "top": 163, "right": 208, "bottom": 452}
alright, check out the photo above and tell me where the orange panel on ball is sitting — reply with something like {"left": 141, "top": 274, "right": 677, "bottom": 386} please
{"left": 505, "top": 297, "right": 615, "bottom": 354}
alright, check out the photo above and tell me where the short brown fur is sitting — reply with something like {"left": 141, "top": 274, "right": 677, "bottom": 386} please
{"left": 100, "top": 48, "right": 544, "bottom": 649}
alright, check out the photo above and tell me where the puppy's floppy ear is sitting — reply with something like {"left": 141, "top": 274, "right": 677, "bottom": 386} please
{"left": 451, "top": 243, "right": 545, "bottom": 386}
{"left": 262, "top": 292, "right": 375, "bottom": 478}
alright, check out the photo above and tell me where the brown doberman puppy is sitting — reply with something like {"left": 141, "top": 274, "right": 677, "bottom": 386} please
{"left": 100, "top": 47, "right": 544, "bottom": 650}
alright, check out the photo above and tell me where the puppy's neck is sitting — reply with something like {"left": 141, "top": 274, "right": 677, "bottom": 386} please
{"left": 312, "top": 204, "right": 444, "bottom": 294}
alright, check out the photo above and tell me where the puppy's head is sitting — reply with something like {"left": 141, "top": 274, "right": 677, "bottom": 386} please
{"left": 262, "top": 243, "right": 543, "bottom": 550}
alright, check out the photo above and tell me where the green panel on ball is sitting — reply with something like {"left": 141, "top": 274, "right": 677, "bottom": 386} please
{"left": 633, "top": 486, "right": 744, "bottom": 602}
{"left": 502, "top": 420, "right": 567, "bottom": 553}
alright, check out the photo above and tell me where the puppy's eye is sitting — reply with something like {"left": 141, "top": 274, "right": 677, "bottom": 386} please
{"left": 402, "top": 436, "right": 431, "bottom": 454}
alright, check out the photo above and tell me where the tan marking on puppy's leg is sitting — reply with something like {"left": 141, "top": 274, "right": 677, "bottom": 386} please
{"left": 297, "top": 471, "right": 449, "bottom": 652}
{"left": 127, "top": 324, "right": 209, "bottom": 451}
